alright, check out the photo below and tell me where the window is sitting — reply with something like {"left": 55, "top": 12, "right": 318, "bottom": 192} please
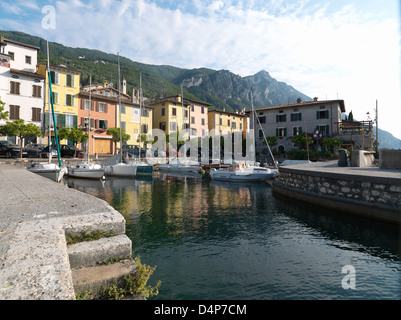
{"left": 8, "top": 52, "right": 14, "bottom": 60}
{"left": 9, "top": 105, "right": 20, "bottom": 120}
{"left": 160, "top": 122, "right": 166, "bottom": 131}
{"left": 172, "top": 108, "right": 177, "bottom": 116}
{"left": 32, "top": 85, "right": 42, "bottom": 98}
{"left": 191, "top": 105, "right": 194, "bottom": 112}
{"left": 99, "top": 103, "right": 106, "bottom": 113}
{"left": 121, "top": 121, "right": 126, "bottom": 131}
{"left": 201, "top": 118, "right": 205, "bottom": 126}
{"left": 227, "top": 119, "right": 230, "bottom": 126}
{"left": 32, "top": 108, "right": 41, "bottom": 122}
{"left": 66, "top": 74, "right": 74, "bottom": 88}
{"left": 291, "top": 113, "right": 302, "bottom": 121}
{"left": 293, "top": 127, "right": 302, "bottom": 136}
{"left": 316, "top": 125, "right": 330, "bottom": 135}
{"left": 317, "top": 110, "right": 329, "bottom": 119}
{"left": 184, "top": 110, "right": 188, "bottom": 118}
{"left": 99, "top": 120, "right": 108, "bottom": 130}
{"left": 66, "top": 115, "right": 74, "bottom": 128}
{"left": 10, "top": 81, "right": 20, "bottom": 95}
{"left": 161, "top": 108, "right": 165, "bottom": 116}
{"left": 121, "top": 105, "right": 126, "bottom": 114}
{"left": 258, "top": 116, "right": 266, "bottom": 124}
{"left": 141, "top": 124, "right": 148, "bottom": 134}
{"left": 170, "top": 122, "right": 177, "bottom": 131}
{"left": 141, "top": 109, "right": 149, "bottom": 117}
{"left": 50, "top": 71, "right": 59, "bottom": 85}
{"left": 276, "top": 128, "right": 287, "bottom": 137}
{"left": 276, "top": 114, "right": 287, "bottom": 123}
{"left": 191, "top": 128, "right": 197, "bottom": 136}
{"left": 259, "top": 130, "right": 264, "bottom": 138}
{"left": 25, "top": 56, "right": 31, "bottom": 64}
{"left": 66, "top": 94, "right": 74, "bottom": 106}
{"left": 232, "top": 122, "right": 237, "bottom": 129}
{"left": 201, "top": 106, "right": 205, "bottom": 114}
{"left": 51, "top": 92, "right": 59, "bottom": 105}
{"left": 191, "top": 117, "right": 195, "bottom": 124}
{"left": 84, "top": 100, "right": 90, "bottom": 110}
{"left": 219, "top": 118, "right": 222, "bottom": 125}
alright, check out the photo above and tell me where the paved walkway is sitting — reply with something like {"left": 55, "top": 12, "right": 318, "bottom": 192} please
{"left": 0, "top": 164, "right": 126, "bottom": 300}
{"left": 281, "top": 160, "right": 401, "bottom": 182}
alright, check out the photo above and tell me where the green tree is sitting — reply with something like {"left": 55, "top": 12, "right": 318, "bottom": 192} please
{"left": 0, "top": 97, "right": 9, "bottom": 121}
{"left": 291, "top": 132, "right": 313, "bottom": 150}
{"left": 321, "top": 137, "right": 343, "bottom": 153}
{"left": 262, "top": 136, "right": 278, "bottom": 148}
{"left": 58, "top": 127, "right": 88, "bottom": 157}
{"left": 1, "top": 120, "right": 41, "bottom": 159}
{"left": 348, "top": 111, "right": 354, "bottom": 122}
{"left": 107, "top": 127, "right": 130, "bottom": 154}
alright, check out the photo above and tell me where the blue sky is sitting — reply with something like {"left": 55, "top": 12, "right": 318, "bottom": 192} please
{"left": 1, "top": 0, "right": 401, "bottom": 139}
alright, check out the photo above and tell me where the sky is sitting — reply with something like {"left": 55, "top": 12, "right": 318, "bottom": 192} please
{"left": 1, "top": 0, "right": 401, "bottom": 139}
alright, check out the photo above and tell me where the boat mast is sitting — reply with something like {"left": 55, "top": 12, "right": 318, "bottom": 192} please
{"left": 139, "top": 73, "right": 142, "bottom": 159}
{"left": 46, "top": 41, "right": 51, "bottom": 164}
{"left": 118, "top": 52, "right": 122, "bottom": 162}
{"left": 87, "top": 74, "right": 91, "bottom": 163}
{"left": 46, "top": 41, "right": 62, "bottom": 168}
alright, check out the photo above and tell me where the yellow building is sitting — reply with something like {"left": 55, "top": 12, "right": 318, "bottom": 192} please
{"left": 37, "top": 64, "right": 81, "bottom": 145}
{"left": 116, "top": 97, "right": 153, "bottom": 150}
{"left": 208, "top": 109, "right": 248, "bottom": 139}
{"left": 150, "top": 95, "right": 191, "bottom": 137}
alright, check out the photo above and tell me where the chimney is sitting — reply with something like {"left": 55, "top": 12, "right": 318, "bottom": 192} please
{"left": 297, "top": 98, "right": 302, "bottom": 104}
{"left": 122, "top": 75, "right": 127, "bottom": 95}
{"left": 176, "top": 95, "right": 181, "bottom": 103}
{"left": 314, "top": 97, "right": 318, "bottom": 102}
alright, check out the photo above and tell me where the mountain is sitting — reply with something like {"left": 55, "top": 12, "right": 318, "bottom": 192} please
{"left": 376, "top": 128, "right": 401, "bottom": 150}
{"left": 1, "top": 30, "right": 312, "bottom": 112}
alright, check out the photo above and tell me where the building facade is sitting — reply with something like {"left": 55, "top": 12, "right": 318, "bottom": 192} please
{"left": 78, "top": 91, "right": 116, "bottom": 155}
{"left": 186, "top": 98, "right": 210, "bottom": 138}
{"left": 0, "top": 36, "right": 45, "bottom": 145}
{"left": 208, "top": 109, "right": 248, "bottom": 139}
{"left": 248, "top": 99, "right": 346, "bottom": 154}
{"left": 37, "top": 63, "right": 81, "bottom": 146}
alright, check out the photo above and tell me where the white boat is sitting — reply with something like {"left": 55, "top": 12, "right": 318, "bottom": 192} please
{"left": 105, "top": 162, "right": 137, "bottom": 177}
{"left": 67, "top": 162, "right": 105, "bottom": 180}
{"left": 210, "top": 163, "right": 278, "bottom": 182}
{"left": 158, "top": 159, "right": 202, "bottom": 173}
{"left": 129, "top": 160, "right": 154, "bottom": 175}
{"left": 104, "top": 154, "right": 138, "bottom": 178}
{"left": 27, "top": 162, "right": 67, "bottom": 183}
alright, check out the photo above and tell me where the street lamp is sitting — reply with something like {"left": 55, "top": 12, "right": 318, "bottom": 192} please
{"left": 314, "top": 129, "right": 322, "bottom": 151}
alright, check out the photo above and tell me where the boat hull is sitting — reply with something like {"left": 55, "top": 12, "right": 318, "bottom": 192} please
{"left": 67, "top": 168, "right": 105, "bottom": 179}
{"left": 105, "top": 163, "right": 137, "bottom": 177}
{"left": 28, "top": 164, "right": 66, "bottom": 183}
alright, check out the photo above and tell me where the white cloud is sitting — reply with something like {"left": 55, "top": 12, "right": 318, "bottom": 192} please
{"left": 5, "top": 0, "right": 400, "bottom": 138}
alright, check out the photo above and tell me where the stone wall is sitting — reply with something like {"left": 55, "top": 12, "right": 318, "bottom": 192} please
{"left": 273, "top": 167, "right": 401, "bottom": 223}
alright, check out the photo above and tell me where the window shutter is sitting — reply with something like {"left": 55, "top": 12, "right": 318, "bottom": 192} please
{"left": 284, "top": 128, "right": 287, "bottom": 137}
{"left": 80, "top": 99, "right": 84, "bottom": 110}
{"left": 95, "top": 102, "right": 99, "bottom": 112}
{"left": 326, "top": 125, "right": 330, "bottom": 135}
{"left": 104, "top": 104, "right": 108, "bottom": 113}
{"left": 91, "top": 101, "right": 94, "bottom": 111}
{"left": 276, "top": 128, "right": 279, "bottom": 137}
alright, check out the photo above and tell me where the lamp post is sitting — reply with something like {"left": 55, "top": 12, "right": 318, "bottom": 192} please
{"left": 314, "top": 129, "right": 322, "bottom": 151}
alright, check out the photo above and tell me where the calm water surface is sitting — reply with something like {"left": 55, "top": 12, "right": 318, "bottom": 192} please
{"left": 65, "top": 172, "right": 401, "bottom": 300}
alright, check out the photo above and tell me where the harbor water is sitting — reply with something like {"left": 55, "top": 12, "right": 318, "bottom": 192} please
{"left": 65, "top": 172, "right": 401, "bottom": 300}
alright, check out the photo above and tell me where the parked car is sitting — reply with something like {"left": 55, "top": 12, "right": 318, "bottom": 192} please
{"left": 39, "top": 146, "right": 59, "bottom": 159}
{"left": 25, "top": 143, "right": 46, "bottom": 158}
{"left": 59, "top": 145, "right": 84, "bottom": 158}
{"left": 146, "top": 147, "right": 166, "bottom": 158}
{"left": 122, "top": 145, "right": 146, "bottom": 158}
{"left": 0, "top": 141, "right": 27, "bottom": 158}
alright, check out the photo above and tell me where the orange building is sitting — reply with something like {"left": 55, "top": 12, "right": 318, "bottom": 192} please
{"left": 78, "top": 91, "right": 117, "bottom": 155}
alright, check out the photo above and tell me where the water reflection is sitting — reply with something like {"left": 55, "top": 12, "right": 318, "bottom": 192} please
{"left": 65, "top": 173, "right": 401, "bottom": 300}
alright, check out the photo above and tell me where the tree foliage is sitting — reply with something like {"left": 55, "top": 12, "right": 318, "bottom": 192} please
{"left": 1, "top": 120, "right": 41, "bottom": 158}
{"left": 107, "top": 127, "right": 131, "bottom": 154}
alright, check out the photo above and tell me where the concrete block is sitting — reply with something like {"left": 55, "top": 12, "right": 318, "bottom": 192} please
{"left": 379, "top": 149, "right": 401, "bottom": 170}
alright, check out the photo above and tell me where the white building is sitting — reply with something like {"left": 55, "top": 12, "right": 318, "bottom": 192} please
{"left": 248, "top": 98, "right": 346, "bottom": 156}
{"left": 0, "top": 36, "right": 45, "bottom": 145}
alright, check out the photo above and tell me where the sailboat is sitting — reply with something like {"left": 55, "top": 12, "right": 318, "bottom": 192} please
{"left": 104, "top": 52, "right": 137, "bottom": 178}
{"left": 28, "top": 41, "right": 67, "bottom": 183}
{"left": 210, "top": 91, "right": 278, "bottom": 182}
{"left": 66, "top": 75, "right": 105, "bottom": 180}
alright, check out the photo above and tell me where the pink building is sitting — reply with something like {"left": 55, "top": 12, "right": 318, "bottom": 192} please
{"left": 185, "top": 98, "right": 210, "bottom": 138}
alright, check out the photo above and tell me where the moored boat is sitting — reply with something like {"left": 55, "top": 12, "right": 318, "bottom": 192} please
{"left": 210, "top": 163, "right": 278, "bottom": 182}
{"left": 67, "top": 162, "right": 105, "bottom": 180}
{"left": 27, "top": 162, "right": 67, "bottom": 183}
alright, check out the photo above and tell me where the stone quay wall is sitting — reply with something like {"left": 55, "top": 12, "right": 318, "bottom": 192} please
{"left": 273, "top": 166, "right": 401, "bottom": 223}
